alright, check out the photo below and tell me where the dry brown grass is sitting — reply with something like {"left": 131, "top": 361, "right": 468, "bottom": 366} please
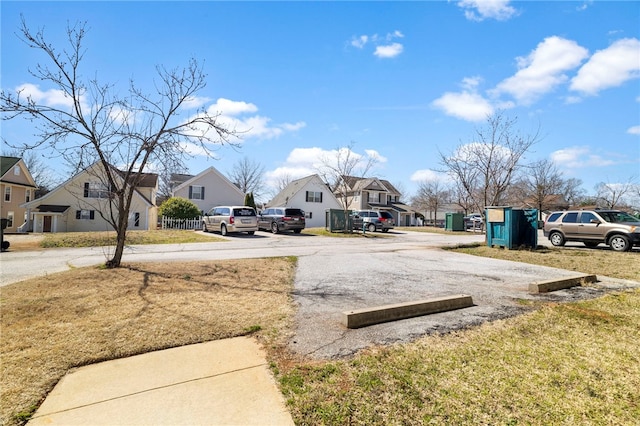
{"left": 451, "top": 244, "right": 640, "bottom": 281}
{"left": 278, "top": 289, "right": 640, "bottom": 425}
{"left": 0, "top": 258, "right": 296, "bottom": 425}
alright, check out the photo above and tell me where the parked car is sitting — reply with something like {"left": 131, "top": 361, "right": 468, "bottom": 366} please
{"left": 543, "top": 209, "right": 640, "bottom": 252}
{"left": 202, "top": 206, "right": 258, "bottom": 236}
{"left": 464, "top": 213, "right": 484, "bottom": 230}
{"left": 258, "top": 207, "right": 306, "bottom": 234}
{"left": 352, "top": 210, "right": 395, "bottom": 232}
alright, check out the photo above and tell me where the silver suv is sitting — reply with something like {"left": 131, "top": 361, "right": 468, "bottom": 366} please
{"left": 202, "top": 206, "right": 258, "bottom": 236}
{"left": 543, "top": 209, "right": 640, "bottom": 252}
{"left": 352, "top": 210, "right": 395, "bottom": 233}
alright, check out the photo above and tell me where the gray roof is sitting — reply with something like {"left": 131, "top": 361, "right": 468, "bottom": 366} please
{"left": 267, "top": 174, "right": 326, "bottom": 207}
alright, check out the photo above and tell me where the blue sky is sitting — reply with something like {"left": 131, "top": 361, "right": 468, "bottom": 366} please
{"left": 1, "top": 1, "right": 639, "bottom": 202}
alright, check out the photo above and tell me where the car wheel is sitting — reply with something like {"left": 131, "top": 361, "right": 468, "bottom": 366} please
{"left": 609, "top": 235, "right": 631, "bottom": 252}
{"left": 271, "top": 222, "right": 279, "bottom": 234}
{"left": 583, "top": 241, "right": 599, "bottom": 248}
{"left": 382, "top": 228, "right": 389, "bottom": 233}
{"left": 549, "top": 231, "right": 565, "bottom": 247}
{"left": 247, "top": 231, "right": 255, "bottom": 235}
{"left": 293, "top": 229, "right": 302, "bottom": 234}
{"left": 220, "top": 224, "right": 227, "bottom": 236}
{"left": 368, "top": 223, "right": 376, "bottom": 233}
{"left": 202, "top": 222, "right": 208, "bottom": 233}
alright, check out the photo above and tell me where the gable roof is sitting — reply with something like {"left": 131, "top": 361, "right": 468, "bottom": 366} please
{"left": 23, "top": 161, "right": 156, "bottom": 208}
{"left": 267, "top": 174, "right": 340, "bottom": 207}
{"left": 1, "top": 156, "right": 38, "bottom": 188}
{"left": 341, "top": 175, "right": 400, "bottom": 195}
{"left": 172, "top": 166, "right": 244, "bottom": 197}
{"left": 1, "top": 156, "right": 20, "bottom": 178}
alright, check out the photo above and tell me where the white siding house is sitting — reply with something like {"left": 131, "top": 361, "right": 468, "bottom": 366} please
{"left": 171, "top": 166, "right": 244, "bottom": 214}
{"left": 22, "top": 162, "right": 158, "bottom": 233}
{"left": 266, "top": 174, "right": 342, "bottom": 228}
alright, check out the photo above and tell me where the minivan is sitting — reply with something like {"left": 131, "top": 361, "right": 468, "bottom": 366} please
{"left": 202, "top": 206, "right": 258, "bottom": 236}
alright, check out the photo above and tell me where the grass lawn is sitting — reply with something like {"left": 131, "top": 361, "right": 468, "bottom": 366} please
{"left": 2, "top": 231, "right": 639, "bottom": 425}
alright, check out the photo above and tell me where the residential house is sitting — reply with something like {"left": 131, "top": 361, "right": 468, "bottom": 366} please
{"left": 266, "top": 174, "right": 342, "bottom": 228}
{"left": 170, "top": 166, "right": 245, "bottom": 214}
{"left": 337, "top": 176, "right": 419, "bottom": 226}
{"left": 1, "top": 156, "right": 38, "bottom": 233}
{"left": 22, "top": 162, "right": 158, "bottom": 233}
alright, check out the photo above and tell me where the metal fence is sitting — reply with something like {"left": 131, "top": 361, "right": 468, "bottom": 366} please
{"left": 160, "top": 216, "right": 203, "bottom": 230}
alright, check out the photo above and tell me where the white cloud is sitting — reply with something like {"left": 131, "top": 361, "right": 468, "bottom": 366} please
{"left": 550, "top": 146, "right": 615, "bottom": 169}
{"left": 457, "top": 0, "right": 518, "bottom": 21}
{"left": 264, "top": 146, "right": 385, "bottom": 191}
{"left": 627, "top": 125, "right": 640, "bottom": 135}
{"left": 187, "top": 98, "right": 305, "bottom": 142}
{"left": 410, "top": 169, "right": 449, "bottom": 182}
{"left": 570, "top": 38, "right": 640, "bottom": 96}
{"left": 182, "top": 96, "right": 211, "bottom": 109}
{"left": 351, "top": 35, "right": 369, "bottom": 49}
{"left": 492, "top": 36, "right": 589, "bottom": 105}
{"left": 349, "top": 30, "right": 404, "bottom": 59}
{"left": 15, "top": 83, "right": 81, "bottom": 109}
{"left": 374, "top": 43, "right": 404, "bottom": 59}
{"left": 432, "top": 90, "right": 494, "bottom": 122}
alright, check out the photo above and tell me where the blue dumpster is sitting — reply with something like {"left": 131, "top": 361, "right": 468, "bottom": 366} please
{"left": 485, "top": 207, "right": 538, "bottom": 249}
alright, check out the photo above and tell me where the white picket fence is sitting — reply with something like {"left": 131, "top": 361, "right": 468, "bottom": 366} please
{"left": 161, "top": 216, "right": 203, "bottom": 230}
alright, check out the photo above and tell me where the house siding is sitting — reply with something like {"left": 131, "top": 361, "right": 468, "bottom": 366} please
{"left": 0, "top": 159, "right": 37, "bottom": 233}
{"left": 267, "top": 175, "right": 342, "bottom": 228}
{"left": 23, "top": 163, "right": 157, "bottom": 233}
{"left": 172, "top": 167, "right": 244, "bottom": 214}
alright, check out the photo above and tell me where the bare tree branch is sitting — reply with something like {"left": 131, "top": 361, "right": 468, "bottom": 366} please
{"left": 1, "top": 20, "right": 240, "bottom": 267}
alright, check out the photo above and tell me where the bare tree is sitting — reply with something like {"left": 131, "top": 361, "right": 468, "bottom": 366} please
{"left": 5, "top": 149, "right": 58, "bottom": 197}
{"left": 561, "top": 177, "right": 585, "bottom": 207}
{"left": 439, "top": 113, "right": 540, "bottom": 216}
{"left": 316, "top": 142, "right": 378, "bottom": 231}
{"left": 1, "top": 20, "right": 239, "bottom": 268}
{"left": 228, "top": 157, "right": 265, "bottom": 197}
{"left": 595, "top": 178, "right": 637, "bottom": 209}
{"left": 412, "top": 178, "right": 451, "bottom": 225}
{"left": 518, "top": 159, "right": 565, "bottom": 220}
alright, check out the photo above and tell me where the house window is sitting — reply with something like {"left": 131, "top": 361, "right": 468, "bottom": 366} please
{"left": 4, "top": 186, "right": 11, "bottom": 202}
{"left": 76, "top": 210, "right": 95, "bottom": 220}
{"left": 306, "top": 191, "right": 322, "bottom": 203}
{"left": 368, "top": 192, "right": 380, "bottom": 203}
{"left": 306, "top": 211, "right": 313, "bottom": 219}
{"left": 189, "top": 185, "right": 205, "bottom": 200}
{"left": 14, "top": 166, "right": 20, "bottom": 176}
{"left": 25, "top": 189, "right": 31, "bottom": 203}
{"left": 7, "top": 211, "right": 14, "bottom": 227}
{"left": 134, "top": 212, "right": 140, "bottom": 227}
{"left": 84, "top": 182, "right": 110, "bottom": 198}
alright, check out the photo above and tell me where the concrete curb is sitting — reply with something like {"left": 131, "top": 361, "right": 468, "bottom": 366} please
{"left": 343, "top": 294, "right": 474, "bottom": 329}
{"left": 529, "top": 274, "right": 598, "bottom": 293}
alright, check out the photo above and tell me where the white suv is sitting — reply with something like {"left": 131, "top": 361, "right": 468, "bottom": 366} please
{"left": 202, "top": 206, "right": 258, "bottom": 236}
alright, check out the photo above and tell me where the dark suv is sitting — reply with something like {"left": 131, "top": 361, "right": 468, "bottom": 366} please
{"left": 352, "top": 210, "right": 395, "bottom": 232}
{"left": 543, "top": 209, "right": 640, "bottom": 252}
{"left": 258, "top": 207, "right": 306, "bottom": 234}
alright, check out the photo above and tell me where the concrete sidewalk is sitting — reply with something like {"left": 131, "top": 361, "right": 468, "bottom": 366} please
{"left": 28, "top": 337, "right": 294, "bottom": 426}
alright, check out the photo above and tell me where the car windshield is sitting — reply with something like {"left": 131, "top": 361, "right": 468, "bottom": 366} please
{"left": 380, "top": 212, "right": 393, "bottom": 219}
{"left": 599, "top": 211, "right": 639, "bottom": 223}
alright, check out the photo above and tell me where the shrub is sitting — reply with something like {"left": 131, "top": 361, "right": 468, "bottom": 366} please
{"left": 159, "top": 197, "right": 201, "bottom": 219}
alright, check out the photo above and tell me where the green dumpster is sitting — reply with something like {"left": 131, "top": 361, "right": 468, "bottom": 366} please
{"left": 445, "top": 212, "right": 465, "bottom": 231}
